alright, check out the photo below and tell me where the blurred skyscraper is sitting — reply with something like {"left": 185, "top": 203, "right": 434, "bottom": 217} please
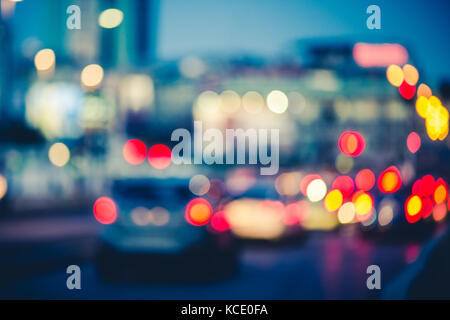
{"left": 99, "top": 0, "right": 159, "bottom": 68}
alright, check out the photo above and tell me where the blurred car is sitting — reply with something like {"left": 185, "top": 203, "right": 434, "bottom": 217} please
{"left": 222, "top": 178, "right": 309, "bottom": 245}
{"left": 94, "top": 177, "right": 238, "bottom": 283}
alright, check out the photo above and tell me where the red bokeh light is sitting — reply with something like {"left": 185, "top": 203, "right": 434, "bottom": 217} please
{"left": 420, "top": 197, "right": 434, "bottom": 219}
{"left": 353, "top": 43, "right": 408, "bottom": 68}
{"left": 332, "top": 175, "right": 355, "bottom": 198}
{"left": 185, "top": 198, "right": 213, "bottom": 226}
{"left": 355, "top": 169, "right": 375, "bottom": 191}
{"left": 122, "top": 139, "right": 147, "bottom": 165}
{"left": 399, "top": 81, "right": 416, "bottom": 100}
{"left": 338, "top": 131, "right": 365, "bottom": 157}
{"left": 406, "top": 132, "right": 421, "bottom": 154}
{"left": 93, "top": 197, "right": 117, "bottom": 224}
{"left": 412, "top": 179, "right": 422, "bottom": 195}
{"left": 420, "top": 175, "right": 436, "bottom": 197}
{"left": 210, "top": 210, "right": 230, "bottom": 232}
{"left": 148, "top": 144, "right": 172, "bottom": 170}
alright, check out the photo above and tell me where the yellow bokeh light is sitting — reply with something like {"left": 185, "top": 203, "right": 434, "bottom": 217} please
{"left": 306, "top": 179, "right": 327, "bottom": 202}
{"left": 34, "top": 49, "right": 55, "bottom": 71}
{"left": 406, "top": 195, "right": 422, "bottom": 216}
{"left": 98, "top": 9, "right": 123, "bottom": 29}
{"left": 402, "top": 64, "right": 419, "bottom": 86}
{"left": 48, "top": 142, "right": 70, "bottom": 167}
{"left": 81, "top": 64, "right": 104, "bottom": 90}
{"left": 386, "top": 65, "right": 404, "bottom": 87}
{"left": 324, "top": 189, "right": 343, "bottom": 212}
{"left": 426, "top": 103, "right": 449, "bottom": 141}
{"left": 354, "top": 193, "right": 373, "bottom": 215}
{"left": 266, "top": 90, "right": 288, "bottom": 114}
{"left": 416, "top": 96, "right": 430, "bottom": 118}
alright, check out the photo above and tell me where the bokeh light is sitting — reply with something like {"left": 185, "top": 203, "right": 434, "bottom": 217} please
{"left": 324, "top": 189, "right": 343, "bottom": 212}
{"left": 34, "top": 48, "right": 55, "bottom": 71}
{"left": 98, "top": 8, "right": 124, "bottom": 28}
{"left": 0, "top": 174, "right": 7, "bottom": 200}
{"left": 210, "top": 210, "right": 230, "bottom": 232}
{"left": 306, "top": 178, "right": 327, "bottom": 202}
{"left": 122, "top": 139, "right": 147, "bottom": 165}
{"left": 402, "top": 64, "right": 419, "bottom": 86}
{"left": 338, "top": 131, "right": 365, "bottom": 157}
{"left": 48, "top": 142, "right": 70, "bottom": 167}
{"left": 406, "top": 132, "right": 421, "bottom": 154}
{"left": 266, "top": 90, "right": 288, "bottom": 114}
{"left": 275, "top": 172, "right": 302, "bottom": 196}
{"left": 417, "top": 83, "right": 432, "bottom": 98}
{"left": 399, "top": 81, "right": 416, "bottom": 100}
{"left": 93, "top": 197, "right": 118, "bottom": 225}
{"left": 300, "top": 174, "right": 322, "bottom": 196}
{"left": 433, "top": 179, "right": 448, "bottom": 204}
{"left": 131, "top": 207, "right": 152, "bottom": 226}
{"left": 150, "top": 207, "right": 170, "bottom": 226}
{"left": 355, "top": 169, "right": 375, "bottom": 191}
{"left": 332, "top": 175, "right": 355, "bottom": 198}
{"left": 386, "top": 64, "right": 404, "bottom": 87}
{"left": 242, "top": 91, "right": 264, "bottom": 114}
{"left": 433, "top": 203, "right": 447, "bottom": 222}
{"left": 189, "top": 174, "right": 211, "bottom": 196}
{"left": 81, "top": 64, "right": 104, "bottom": 90}
{"left": 337, "top": 202, "right": 355, "bottom": 224}
{"left": 148, "top": 144, "right": 172, "bottom": 170}
{"left": 353, "top": 191, "right": 374, "bottom": 219}
{"left": 185, "top": 198, "right": 213, "bottom": 226}
{"left": 378, "top": 166, "right": 402, "bottom": 193}
{"left": 405, "top": 195, "right": 422, "bottom": 223}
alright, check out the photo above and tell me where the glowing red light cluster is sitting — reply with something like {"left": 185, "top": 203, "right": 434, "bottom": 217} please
{"left": 338, "top": 131, "right": 365, "bottom": 157}
{"left": 332, "top": 175, "right": 355, "bottom": 198}
{"left": 122, "top": 139, "right": 172, "bottom": 170}
{"left": 407, "top": 175, "right": 449, "bottom": 223}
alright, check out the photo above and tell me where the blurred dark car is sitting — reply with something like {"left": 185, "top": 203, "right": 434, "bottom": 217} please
{"left": 95, "top": 177, "right": 238, "bottom": 283}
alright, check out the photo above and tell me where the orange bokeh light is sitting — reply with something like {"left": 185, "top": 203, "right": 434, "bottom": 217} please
{"left": 185, "top": 198, "right": 213, "bottom": 226}
{"left": 378, "top": 166, "right": 402, "bottom": 193}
